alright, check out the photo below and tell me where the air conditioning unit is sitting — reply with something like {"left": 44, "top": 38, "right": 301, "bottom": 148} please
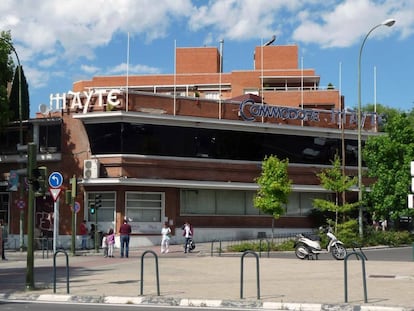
{"left": 83, "top": 159, "right": 100, "bottom": 179}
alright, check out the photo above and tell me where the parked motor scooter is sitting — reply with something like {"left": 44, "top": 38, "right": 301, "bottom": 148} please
{"left": 294, "top": 227, "right": 347, "bottom": 260}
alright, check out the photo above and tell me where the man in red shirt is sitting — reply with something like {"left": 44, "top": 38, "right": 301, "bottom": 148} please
{"left": 79, "top": 220, "right": 88, "bottom": 250}
{"left": 119, "top": 219, "right": 132, "bottom": 258}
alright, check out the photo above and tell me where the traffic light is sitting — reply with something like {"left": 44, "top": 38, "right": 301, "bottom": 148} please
{"left": 94, "top": 194, "right": 102, "bottom": 209}
{"left": 65, "top": 190, "right": 72, "bottom": 204}
{"left": 32, "top": 166, "right": 47, "bottom": 196}
{"left": 89, "top": 203, "right": 96, "bottom": 215}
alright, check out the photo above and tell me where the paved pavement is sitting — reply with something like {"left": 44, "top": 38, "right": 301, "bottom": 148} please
{"left": 0, "top": 243, "right": 414, "bottom": 310}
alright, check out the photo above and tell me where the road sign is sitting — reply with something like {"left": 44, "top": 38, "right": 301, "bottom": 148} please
{"left": 72, "top": 201, "right": 81, "bottom": 214}
{"left": 17, "top": 200, "right": 25, "bottom": 209}
{"left": 49, "top": 187, "right": 62, "bottom": 202}
{"left": 49, "top": 172, "right": 63, "bottom": 188}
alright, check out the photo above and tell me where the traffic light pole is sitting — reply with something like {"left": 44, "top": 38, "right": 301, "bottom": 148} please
{"left": 70, "top": 175, "right": 76, "bottom": 256}
{"left": 95, "top": 209, "right": 99, "bottom": 253}
{"left": 26, "top": 143, "right": 36, "bottom": 289}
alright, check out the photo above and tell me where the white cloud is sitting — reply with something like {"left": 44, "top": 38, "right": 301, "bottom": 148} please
{"left": 80, "top": 64, "right": 100, "bottom": 75}
{"left": 292, "top": 0, "right": 412, "bottom": 48}
{"left": 107, "top": 62, "right": 161, "bottom": 75}
{"left": 1, "top": 0, "right": 413, "bottom": 94}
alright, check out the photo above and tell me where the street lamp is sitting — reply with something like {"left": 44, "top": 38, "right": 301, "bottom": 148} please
{"left": 357, "top": 18, "right": 395, "bottom": 238}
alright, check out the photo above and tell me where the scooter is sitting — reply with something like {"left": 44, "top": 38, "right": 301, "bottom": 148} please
{"left": 294, "top": 227, "right": 347, "bottom": 260}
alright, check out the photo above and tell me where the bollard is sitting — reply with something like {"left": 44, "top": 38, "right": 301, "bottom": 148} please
{"left": 412, "top": 242, "right": 414, "bottom": 261}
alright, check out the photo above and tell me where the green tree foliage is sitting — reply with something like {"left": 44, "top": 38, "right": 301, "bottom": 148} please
{"left": 9, "top": 65, "right": 30, "bottom": 121}
{"left": 364, "top": 113, "right": 414, "bottom": 223}
{"left": 313, "top": 155, "right": 358, "bottom": 231}
{"left": 0, "top": 31, "right": 16, "bottom": 131}
{"left": 254, "top": 155, "right": 292, "bottom": 218}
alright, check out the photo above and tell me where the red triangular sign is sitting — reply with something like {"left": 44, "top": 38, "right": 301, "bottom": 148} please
{"left": 49, "top": 188, "right": 62, "bottom": 202}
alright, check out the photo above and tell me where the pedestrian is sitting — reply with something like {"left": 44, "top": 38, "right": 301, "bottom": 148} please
{"left": 101, "top": 233, "right": 108, "bottom": 257}
{"left": 0, "top": 220, "right": 8, "bottom": 260}
{"left": 119, "top": 219, "right": 132, "bottom": 258}
{"left": 182, "top": 221, "right": 193, "bottom": 253}
{"left": 107, "top": 228, "right": 115, "bottom": 258}
{"left": 80, "top": 220, "right": 88, "bottom": 250}
{"left": 160, "top": 223, "right": 171, "bottom": 253}
{"left": 90, "top": 223, "right": 96, "bottom": 249}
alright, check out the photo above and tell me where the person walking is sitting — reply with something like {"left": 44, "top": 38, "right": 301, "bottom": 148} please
{"left": 107, "top": 228, "right": 115, "bottom": 258}
{"left": 80, "top": 220, "right": 88, "bottom": 250}
{"left": 160, "top": 223, "right": 171, "bottom": 253}
{"left": 182, "top": 222, "right": 193, "bottom": 253}
{"left": 119, "top": 219, "right": 132, "bottom": 258}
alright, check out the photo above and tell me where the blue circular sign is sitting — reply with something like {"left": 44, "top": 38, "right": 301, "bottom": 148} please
{"left": 72, "top": 201, "right": 81, "bottom": 213}
{"left": 49, "top": 172, "right": 63, "bottom": 188}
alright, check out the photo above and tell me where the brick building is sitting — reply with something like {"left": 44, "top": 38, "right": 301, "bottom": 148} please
{"left": 0, "top": 44, "right": 378, "bottom": 248}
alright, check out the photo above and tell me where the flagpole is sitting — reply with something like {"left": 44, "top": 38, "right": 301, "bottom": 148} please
{"left": 174, "top": 40, "right": 176, "bottom": 116}
{"left": 126, "top": 32, "right": 130, "bottom": 112}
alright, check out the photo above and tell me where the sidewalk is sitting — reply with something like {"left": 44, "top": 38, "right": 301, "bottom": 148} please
{"left": 0, "top": 244, "right": 413, "bottom": 310}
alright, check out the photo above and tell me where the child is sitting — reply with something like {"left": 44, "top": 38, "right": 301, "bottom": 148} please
{"left": 160, "top": 223, "right": 171, "bottom": 253}
{"left": 106, "top": 228, "right": 115, "bottom": 258}
{"left": 101, "top": 233, "right": 108, "bottom": 257}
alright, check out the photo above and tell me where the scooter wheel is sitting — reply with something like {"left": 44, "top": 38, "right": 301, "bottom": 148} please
{"left": 295, "top": 244, "right": 309, "bottom": 260}
{"left": 331, "top": 244, "right": 347, "bottom": 260}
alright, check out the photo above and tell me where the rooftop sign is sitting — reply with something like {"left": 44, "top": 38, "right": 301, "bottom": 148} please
{"left": 49, "top": 89, "right": 122, "bottom": 114}
{"left": 239, "top": 99, "right": 382, "bottom": 127}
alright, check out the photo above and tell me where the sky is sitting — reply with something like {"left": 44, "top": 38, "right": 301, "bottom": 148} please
{"left": 1, "top": 0, "right": 414, "bottom": 117}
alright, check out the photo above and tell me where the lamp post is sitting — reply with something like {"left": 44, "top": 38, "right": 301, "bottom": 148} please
{"left": 357, "top": 18, "right": 395, "bottom": 238}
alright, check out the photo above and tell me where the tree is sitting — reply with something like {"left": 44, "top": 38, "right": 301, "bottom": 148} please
{"left": 0, "top": 31, "right": 16, "bottom": 131}
{"left": 364, "top": 113, "right": 414, "bottom": 225}
{"left": 9, "top": 65, "right": 30, "bottom": 121}
{"left": 254, "top": 155, "right": 292, "bottom": 237}
{"left": 313, "top": 155, "right": 358, "bottom": 232}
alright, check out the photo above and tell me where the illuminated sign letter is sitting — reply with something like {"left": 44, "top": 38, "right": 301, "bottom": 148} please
{"left": 50, "top": 93, "right": 67, "bottom": 110}
{"left": 107, "top": 89, "right": 121, "bottom": 106}
{"left": 68, "top": 91, "right": 83, "bottom": 110}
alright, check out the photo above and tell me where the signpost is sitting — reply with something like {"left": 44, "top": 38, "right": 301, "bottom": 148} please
{"left": 49, "top": 172, "right": 63, "bottom": 253}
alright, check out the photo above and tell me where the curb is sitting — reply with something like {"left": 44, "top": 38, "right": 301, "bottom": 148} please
{"left": 0, "top": 294, "right": 409, "bottom": 311}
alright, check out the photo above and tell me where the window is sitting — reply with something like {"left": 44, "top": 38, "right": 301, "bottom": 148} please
{"left": 181, "top": 189, "right": 262, "bottom": 216}
{"left": 0, "top": 193, "right": 9, "bottom": 225}
{"left": 85, "top": 192, "right": 116, "bottom": 233}
{"left": 181, "top": 189, "right": 324, "bottom": 216}
{"left": 204, "top": 92, "right": 219, "bottom": 99}
{"left": 85, "top": 122, "right": 357, "bottom": 166}
{"left": 125, "top": 192, "right": 165, "bottom": 233}
{"left": 285, "top": 192, "right": 327, "bottom": 216}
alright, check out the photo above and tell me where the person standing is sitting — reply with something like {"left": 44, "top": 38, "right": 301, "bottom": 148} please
{"left": 80, "top": 220, "right": 88, "bottom": 250}
{"left": 101, "top": 233, "right": 108, "bottom": 257}
{"left": 1, "top": 220, "right": 8, "bottom": 260}
{"left": 182, "top": 222, "right": 193, "bottom": 253}
{"left": 107, "top": 228, "right": 115, "bottom": 258}
{"left": 90, "top": 223, "right": 96, "bottom": 249}
{"left": 160, "top": 223, "right": 171, "bottom": 253}
{"left": 119, "top": 219, "right": 132, "bottom": 258}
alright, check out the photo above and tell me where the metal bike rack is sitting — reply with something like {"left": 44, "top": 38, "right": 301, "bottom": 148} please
{"left": 344, "top": 251, "right": 368, "bottom": 303}
{"left": 240, "top": 250, "right": 260, "bottom": 299}
{"left": 53, "top": 250, "right": 69, "bottom": 294}
{"left": 210, "top": 239, "right": 222, "bottom": 257}
{"left": 140, "top": 250, "right": 160, "bottom": 296}
{"left": 352, "top": 242, "right": 368, "bottom": 260}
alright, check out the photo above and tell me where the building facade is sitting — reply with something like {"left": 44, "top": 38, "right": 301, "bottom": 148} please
{"left": 0, "top": 44, "right": 379, "bottom": 248}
